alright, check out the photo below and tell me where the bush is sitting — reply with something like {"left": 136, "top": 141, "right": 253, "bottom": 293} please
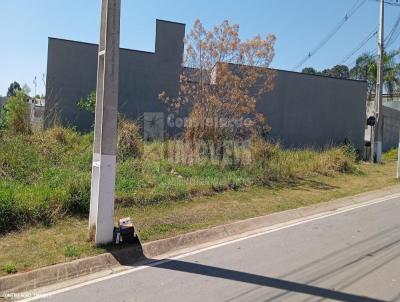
{"left": 4, "top": 262, "right": 17, "bottom": 274}
{"left": 77, "top": 91, "right": 96, "bottom": 113}
{"left": 117, "top": 118, "right": 143, "bottom": 160}
{"left": 0, "top": 190, "right": 20, "bottom": 233}
{"left": 383, "top": 148, "right": 398, "bottom": 161}
{"left": 0, "top": 134, "right": 44, "bottom": 183}
{"left": 313, "top": 147, "right": 357, "bottom": 175}
{"left": 3, "top": 91, "right": 31, "bottom": 134}
{"left": 63, "top": 175, "right": 91, "bottom": 215}
{"left": 250, "top": 136, "right": 279, "bottom": 168}
{"left": 250, "top": 137, "right": 358, "bottom": 184}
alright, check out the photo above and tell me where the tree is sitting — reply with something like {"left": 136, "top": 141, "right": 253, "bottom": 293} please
{"left": 22, "top": 83, "right": 31, "bottom": 96}
{"left": 159, "top": 19, "right": 276, "bottom": 157}
{"left": 302, "top": 67, "right": 318, "bottom": 75}
{"left": 350, "top": 51, "right": 400, "bottom": 101}
{"left": 7, "top": 81, "right": 21, "bottom": 98}
{"left": 321, "top": 65, "right": 350, "bottom": 79}
{"left": 3, "top": 90, "right": 31, "bottom": 134}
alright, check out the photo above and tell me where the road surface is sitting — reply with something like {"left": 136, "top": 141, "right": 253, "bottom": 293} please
{"left": 25, "top": 195, "right": 400, "bottom": 302}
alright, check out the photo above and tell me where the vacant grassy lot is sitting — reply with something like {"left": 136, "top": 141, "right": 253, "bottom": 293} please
{"left": 0, "top": 157, "right": 398, "bottom": 277}
{"left": 0, "top": 126, "right": 398, "bottom": 276}
{"left": 0, "top": 126, "right": 359, "bottom": 233}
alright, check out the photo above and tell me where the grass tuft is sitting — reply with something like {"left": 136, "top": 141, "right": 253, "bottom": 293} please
{"left": 4, "top": 262, "right": 17, "bottom": 274}
{"left": 64, "top": 245, "right": 80, "bottom": 258}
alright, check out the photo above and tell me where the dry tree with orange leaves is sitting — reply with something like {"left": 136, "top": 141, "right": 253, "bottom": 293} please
{"left": 159, "top": 19, "right": 276, "bottom": 161}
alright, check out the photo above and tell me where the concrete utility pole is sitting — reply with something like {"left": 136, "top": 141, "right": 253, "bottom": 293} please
{"left": 89, "top": 0, "right": 121, "bottom": 245}
{"left": 397, "top": 130, "right": 400, "bottom": 178}
{"left": 374, "top": 0, "right": 385, "bottom": 163}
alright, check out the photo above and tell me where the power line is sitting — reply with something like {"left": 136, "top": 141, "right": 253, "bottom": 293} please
{"left": 345, "top": 12, "right": 400, "bottom": 67}
{"left": 385, "top": 12, "right": 400, "bottom": 47}
{"left": 339, "top": 27, "right": 378, "bottom": 64}
{"left": 292, "top": 0, "right": 367, "bottom": 71}
{"left": 371, "top": 0, "right": 400, "bottom": 7}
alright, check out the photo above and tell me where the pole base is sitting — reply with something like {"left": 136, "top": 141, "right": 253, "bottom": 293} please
{"left": 374, "top": 141, "right": 382, "bottom": 163}
{"left": 89, "top": 153, "right": 116, "bottom": 245}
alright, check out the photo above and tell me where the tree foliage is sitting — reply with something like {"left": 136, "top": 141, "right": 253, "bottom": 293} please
{"left": 302, "top": 67, "right": 318, "bottom": 75}
{"left": 302, "top": 65, "right": 350, "bottom": 79}
{"left": 321, "top": 65, "right": 350, "bottom": 79}
{"left": 304, "top": 51, "right": 400, "bottom": 101}
{"left": 22, "top": 84, "right": 31, "bottom": 96}
{"left": 350, "top": 51, "right": 400, "bottom": 101}
{"left": 3, "top": 91, "right": 31, "bottom": 134}
{"left": 160, "top": 19, "right": 276, "bottom": 146}
{"left": 77, "top": 91, "right": 96, "bottom": 113}
{"left": 7, "top": 82, "right": 21, "bottom": 98}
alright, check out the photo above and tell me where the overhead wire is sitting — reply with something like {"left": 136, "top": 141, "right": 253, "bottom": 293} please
{"left": 339, "top": 27, "right": 378, "bottom": 64}
{"left": 292, "top": 0, "right": 368, "bottom": 71}
{"left": 345, "top": 12, "right": 400, "bottom": 67}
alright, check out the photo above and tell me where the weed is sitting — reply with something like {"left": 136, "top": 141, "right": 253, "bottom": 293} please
{"left": 4, "top": 262, "right": 17, "bottom": 274}
{"left": 64, "top": 245, "right": 79, "bottom": 258}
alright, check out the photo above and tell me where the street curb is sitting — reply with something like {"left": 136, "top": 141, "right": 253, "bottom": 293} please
{"left": 2, "top": 184, "right": 400, "bottom": 294}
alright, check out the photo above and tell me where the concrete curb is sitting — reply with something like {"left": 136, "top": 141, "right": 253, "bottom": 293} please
{"left": 2, "top": 184, "right": 400, "bottom": 294}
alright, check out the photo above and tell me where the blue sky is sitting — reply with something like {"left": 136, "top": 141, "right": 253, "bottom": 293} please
{"left": 0, "top": 0, "right": 399, "bottom": 96}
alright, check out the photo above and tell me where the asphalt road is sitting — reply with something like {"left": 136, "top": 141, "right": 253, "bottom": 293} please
{"left": 28, "top": 196, "right": 400, "bottom": 302}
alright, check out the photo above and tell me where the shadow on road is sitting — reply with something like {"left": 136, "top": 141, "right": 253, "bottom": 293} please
{"left": 145, "top": 258, "right": 384, "bottom": 302}
{"left": 107, "top": 235, "right": 386, "bottom": 302}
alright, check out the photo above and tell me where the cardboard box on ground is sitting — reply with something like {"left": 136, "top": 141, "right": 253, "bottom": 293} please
{"left": 113, "top": 217, "right": 136, "bottom": 244}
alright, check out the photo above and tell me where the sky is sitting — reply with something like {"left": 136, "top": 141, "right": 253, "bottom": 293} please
{"left": 0, "top": 0, "right": 399, "bottom": 97}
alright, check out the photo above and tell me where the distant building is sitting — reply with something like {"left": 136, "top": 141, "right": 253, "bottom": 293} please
{"left": 0, "top": 96, "right": 6, "bottom": 107}
{"left": 29, "top": 97, "right": 46, "bottom": 128}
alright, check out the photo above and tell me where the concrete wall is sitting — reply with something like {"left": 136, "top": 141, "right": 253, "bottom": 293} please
{"left": 0, "top": 96, "right": 6, "bottom": 107}
{"left": 381, "top": 106, "right": 400, "bottom": 152}
{"left": 366, "top": 101, "right": 400, "bottom": 152}
{"left": 45, "top": 19, "right": 185, "bottom": 132}
{"left": 45, "top": 19, "right": 367, "bottom": 151}
{"left": 258, "top": 70, "right": 366, "bottom": 151}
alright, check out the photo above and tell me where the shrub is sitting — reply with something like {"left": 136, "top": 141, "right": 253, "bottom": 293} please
{"left": 3, "top": 91, "right": 31, "bottom": 134}
{"left": 313, "top": 147, "right": 357, "bottom": 175}
{"left": 4, "top": 262, "right": 17, "bottom": 274}
{"left": 0, "top": 190, "right": 20, "bottom": 233}
{"left": 250, "top": 136, "right": 279, "bottom": 168}
{"left": 63, "top": 175, "right": 91, "bottom": 215}
{"left": 383, "top": 148, "right": 398, "bottom": 161}
{"left": 77, "top": 91, "right": 96, "bottom": 113}
{"left": 0, "top": 134, "right": 43, "bottom": 183}
{"left": 250, "top": 138, "right": 358, "bottom": 184}
{"left": 117, "top": 118, "right": 143, "bottom": 160}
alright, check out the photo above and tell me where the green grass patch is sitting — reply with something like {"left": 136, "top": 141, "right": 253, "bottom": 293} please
{"left": 0, "top": 158, "right": 397, "bottom": 276}
{"left": 64, "top": 245, "right": 80, "bottom": 258}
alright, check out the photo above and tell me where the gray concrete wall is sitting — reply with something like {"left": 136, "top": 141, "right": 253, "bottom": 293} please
{"left": 366, "top": 101, "right": 400, "bottom": 152}
{"left": 45, "top": 19, "right": 366, "bottom": 152}
{"left": 258, "top": 70, "right": 366, "bottom": 151}
{"left": 381, "top": 106, "right": 400, "bottom": 152}
{"left": 0, "top": 96, "right": 6, "bottom": 107}
{"left": 45, "top": 19, "right": 184, "bottom": 132}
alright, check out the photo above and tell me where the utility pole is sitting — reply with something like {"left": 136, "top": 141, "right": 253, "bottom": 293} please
{"left": 397, "top": 128, "right": 400, "bottom": 178}
{"left": 374, "top": 0, "right": 385, "bottom": 163}
{"left": 33, "top": 76, "right": 37, "bottom": 98}
{"left": 89, "top": 0, "right": 121, "bottom": 245}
